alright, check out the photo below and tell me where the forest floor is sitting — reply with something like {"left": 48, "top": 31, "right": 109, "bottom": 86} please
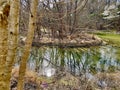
{"left": 11, "top": 68, "right": 120, "bottom": 90}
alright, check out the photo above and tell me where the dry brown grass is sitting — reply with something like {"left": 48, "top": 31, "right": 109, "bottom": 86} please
{"left": 11, "top": 67, "right": 38, "bottom": 83}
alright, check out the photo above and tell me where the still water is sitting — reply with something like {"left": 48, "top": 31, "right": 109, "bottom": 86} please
{"left": 27, "top": 45, "right": 120, "bottom": 77}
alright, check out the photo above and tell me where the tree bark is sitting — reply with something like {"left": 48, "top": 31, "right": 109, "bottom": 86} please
{"left": 0, "top": 0, "right": 10, "bottom": 90}
{"left": 4, "top": 0, "right": 20, "bottom": 90}
{"left": 17, "top": 0, "right": 38, "bottom": 90}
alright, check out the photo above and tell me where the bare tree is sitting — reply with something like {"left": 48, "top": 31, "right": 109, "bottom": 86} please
{"left": 35, "top": 0, "right": 88, "bottom": 40}
{"left": 4, "top": 0, "right": 20, "bottom": 89}
{"left": 17, "top": 0, "right": 38, "bottom": 89}
{"left": 0, "top": 0, "right": 10, "bottom": 89}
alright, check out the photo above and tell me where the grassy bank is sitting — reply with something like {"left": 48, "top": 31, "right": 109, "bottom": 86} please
{"left": 94, "top": 31, "right": 120, "bottom": 46}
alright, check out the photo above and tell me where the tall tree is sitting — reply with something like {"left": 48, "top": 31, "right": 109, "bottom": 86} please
{"left": 17, "top": 0, "right": 38, "bottom": 90}
{"left": 0, "top": 0, "right": 10, "bottom": 89}
{"left": 4, "top": 0, "right": 20, "bottom": 89}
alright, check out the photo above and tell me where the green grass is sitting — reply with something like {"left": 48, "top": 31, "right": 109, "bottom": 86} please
{"left": 94, "top": 31, "right": 120, "bottom": 46}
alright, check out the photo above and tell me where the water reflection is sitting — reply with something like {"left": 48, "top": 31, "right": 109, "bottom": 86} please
{"left": 28, "top": 46, "right": 120, "bottom": 77}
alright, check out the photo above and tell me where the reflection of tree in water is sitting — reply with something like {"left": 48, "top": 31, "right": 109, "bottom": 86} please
{"left": 28, "top": 46, "right": 120, "bottom": 77}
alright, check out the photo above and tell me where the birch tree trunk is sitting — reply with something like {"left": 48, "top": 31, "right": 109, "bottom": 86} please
{"left": 0, "top": 0, "right": 10, "bottom": 89}
{"left": 4, "top": 0, "right": 20, "bottom": 90}
{"left": 17, "top": 0, "right": 38, "bottom": 90}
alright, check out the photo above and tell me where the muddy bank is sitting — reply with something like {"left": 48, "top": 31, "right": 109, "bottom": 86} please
{"left": 32, "top": 33, "right": 105, "bottom": 48}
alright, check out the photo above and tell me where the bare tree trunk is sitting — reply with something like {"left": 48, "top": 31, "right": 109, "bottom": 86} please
{"left": 17, "top": 0, "right": 38, "bottom": 90}
{"left": 71, "top": 0, "right": 78, "bottom": 34}
{"left": 52, "top": 0, "right": 61, "bottom": 39}
{"left": 4, "top": 0, "right": 20, "bottom": 89}
{"left": 69, "top": 0, "right": 73, "bottom": 33}
{"left": 0, "top": 0, "right": 10, "bottom": 90}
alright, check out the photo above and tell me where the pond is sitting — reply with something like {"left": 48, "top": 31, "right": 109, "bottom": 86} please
{"left": 27, "top": 45, "right": 120, "bottom": 77}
